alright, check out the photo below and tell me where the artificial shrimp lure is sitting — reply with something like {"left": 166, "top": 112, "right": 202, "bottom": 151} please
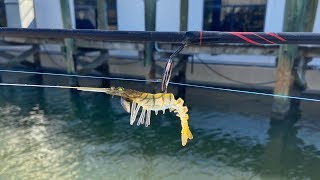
{"left": 59, "top": 86, "right": 193, "bottom": 146}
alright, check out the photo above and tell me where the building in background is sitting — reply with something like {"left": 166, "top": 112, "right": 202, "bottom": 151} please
{"left": 0, "top": 0, "right": 288, "bottom": 32}
{"left": 203, "top": 0, "right": 267, "bottom": 31}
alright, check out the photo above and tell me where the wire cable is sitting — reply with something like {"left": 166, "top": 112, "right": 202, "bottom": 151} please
{"left": 195, "top": 55, "right": 275, "bottom": 85}
{"left": 170, "top": 82, "right": 320, "bottom": 102}
{"left": 0, "top": 69, "right": 319, "bottom": 102}
{"left": 0, "top": 81, "right": 319, "bottom": 102}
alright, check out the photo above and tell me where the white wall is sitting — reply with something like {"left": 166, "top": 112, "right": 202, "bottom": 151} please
{"left": 116, "top": 0, "right": 203, "bottom": 31}
{"left": 264, "top": 0, "right": 285, "bottom": 32}
{"left": 156, "top": 0, "right": 180, "bottom": 31}
{"left": 117, "top": 0, "right": 145, "bottom": 30}
{"left": 34, "top": 0, "right": 75, "bottom": 29}
{"left": 188, "top": 0, "right": 204, "bottom": 31}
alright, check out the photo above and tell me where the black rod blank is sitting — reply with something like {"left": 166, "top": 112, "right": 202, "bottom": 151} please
{"left": 1, "top": 28, "right": 320, "bottom": 45}
{"left": 0, "top": 28, "right": 185, "bottom": 43}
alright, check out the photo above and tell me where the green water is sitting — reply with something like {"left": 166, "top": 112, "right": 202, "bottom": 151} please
{"left": 1, "top": 78, "right": 320, "bottom": 179}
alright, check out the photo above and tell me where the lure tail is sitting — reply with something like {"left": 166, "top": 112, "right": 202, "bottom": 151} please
{"left": 174, "top": 98, "right": 193, "bottom": 146}
{"left": 181, "top": 126, "right": 193, "bottom": 146}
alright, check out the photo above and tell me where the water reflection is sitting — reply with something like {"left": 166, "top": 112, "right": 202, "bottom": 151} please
{"left": 0, "top": 77, "right": 320, "bottom": 179}
{"left": 260, "top": 114, "right": 320, "bottom": 179}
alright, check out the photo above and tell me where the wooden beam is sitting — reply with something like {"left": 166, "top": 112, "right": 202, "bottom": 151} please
{"left": 0, "top": 51, "right": 37, "bottom": 68}
{"left": 2, "top": 37, "right": 63, "bottom": 44}
{"left": 75, "top": 40, "right": 144, "bottom": 51}
{"left": 158, "top": 43, "right": 279, "bottom": 56}
{"left": 0, "top": 51, "right": 17, "bottom": 59}
{"left": 78, "top": 51, "right": 108, "bottom": 74}
{"left": 1, "top": 45, "right": 39, "bottom": 66}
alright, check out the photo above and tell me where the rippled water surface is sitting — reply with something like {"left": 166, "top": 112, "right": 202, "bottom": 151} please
{"left": 1, "top": 77, "right": 320, "bottom": 179}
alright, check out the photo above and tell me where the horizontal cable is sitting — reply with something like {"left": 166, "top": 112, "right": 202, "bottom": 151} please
{"left": 0, "top": 69, "right": 319, "bottom": 102}
{"left": 0, "top": 69, "right": 161, "bottom": 83}
{"left": 170, "top": 82, "right": 320, "bottom": 102}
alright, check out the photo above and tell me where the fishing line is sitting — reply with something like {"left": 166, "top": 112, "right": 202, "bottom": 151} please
{"left": 0, "top": 69, "right": 320, "bottom": 102}
{"left": 0, "top": 69, "right": 161, "bottom": 83}
{"left": 170, "top": 82, "right": 320, "bottom": 102}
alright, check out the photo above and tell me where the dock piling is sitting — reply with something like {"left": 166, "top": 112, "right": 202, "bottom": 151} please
{"left": 177, "top": 0, "right": 188, "bottom": 98}
{"left": 33, "top": 44, "right": 43, "bottom": 83}
{"left": 144, "top": 0, "right": 156, "bottom": 91}
{"left": 97, "top": 0, "right": 108, "bottom": 30}
{"left": 60, "top": 0, "right": 78, "bottom": 86}
{"left": 176, "top": 55, "right": 188, "bottom": 99}
{"left": 97, "top": 0, "right": 110, "bottom": 87}
{"left": 272, "top": 0, "right": 317, "bottom": 120}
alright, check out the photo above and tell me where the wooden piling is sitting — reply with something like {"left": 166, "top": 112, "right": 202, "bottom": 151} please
{"left": 33, "top": 45, "right": 41, "bottom": 71}
{"left": 180, "top": 0, "right": 188, "bottom": 31}
{"left": 97, "top": 0, "right": 108, "bottom": 30}
{"left": 272, "top": 0, "right": 318, "bottom": 120}
{"left": 176, "top": 55, "right": 188, "bottom": 99}
{"left": 96, "top": 0, "right": 110, "bottom": 87}
{"left": 177, "top": 0, "right": 188, "bottom": 98}
{"left": 33, "top": 44, "right": 43, "bottom": 83}
{"left": 144, "top": 0, "right": 156, "bottom": 90}
{"left": 92, "top": 51, "right": 111, "bottom": 87}
{"left": 304, "top": 0, "right": 318, "bottom": 32}
{"left": 60, "top": 0, "right": 78, "bottom": 86}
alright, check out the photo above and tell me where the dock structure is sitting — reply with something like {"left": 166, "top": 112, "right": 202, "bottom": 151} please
{"left": 0, "top": 0, "right": 320, "bottom": 121}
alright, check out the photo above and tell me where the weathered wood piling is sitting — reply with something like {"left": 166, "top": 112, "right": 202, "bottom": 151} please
{"left": 32, "top": 44, "right": 43, "bottom": 84}
{"left": 60, "top": 0, "right": 77, "bottom": 86}
{"left": 97, "top": 0, "right": 108, "bottom": 30}
{"left": 176, "top": 0, "right": 188, "bottom": 99}
{"left": 96, "top": 0, "right": 110, "bottom": 87}
{"left": 272, "top": 0, "right": 318, "bottom": 121}
{"left": 144, "top": 0, "right": 156, "bottom": 91}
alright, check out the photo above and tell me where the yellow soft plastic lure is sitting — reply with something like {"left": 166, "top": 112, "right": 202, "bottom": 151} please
{"left": 58, "top": 86, "right": 193, "bottom": 146}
